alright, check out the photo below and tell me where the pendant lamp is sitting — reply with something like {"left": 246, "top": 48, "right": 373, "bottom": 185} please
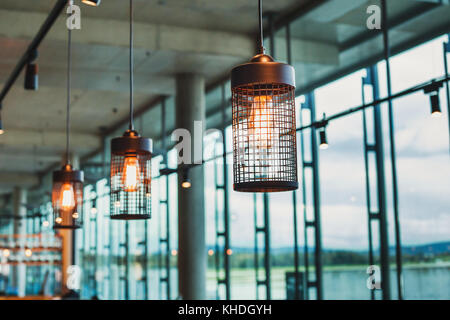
{"left": 231, "top": 0, "right": 298, "bottom": 192}
{"left": 110, "top": 0, "right": 152, "bottom": 220}
{"left": 52, "top": 8, "right": 84, "bottom": 229}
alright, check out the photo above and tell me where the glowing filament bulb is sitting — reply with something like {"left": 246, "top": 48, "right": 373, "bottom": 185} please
{"left": 249, "top": 95, "right": 274, "bottom": 149}
{"left": 122, "top": 155, "right": 140, "bottom": 192}
{"left": 60, "top": 183, "right": 75, "bottom": 211}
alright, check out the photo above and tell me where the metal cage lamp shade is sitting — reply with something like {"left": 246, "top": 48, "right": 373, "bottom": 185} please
{"left": 52, "top": 164, "right": 84, "bottom": 229}
{"left": 231, "top": 55, "right": 298, "bottom": 192}
{"left": 231, "top": 0, "right": 298, "bottom": 192}
{"left": 110, "top": 130, "right": 152, "bottom": 220}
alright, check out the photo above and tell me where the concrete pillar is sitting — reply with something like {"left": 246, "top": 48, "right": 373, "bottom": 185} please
{"left": 12, "top": 187, "right": 27, "bottom": 297}
{"left": 69, "top": 153, "right": 80, "bottom": 170}
{"left": 176, "top": 73, "right": 206, "bottom": 299}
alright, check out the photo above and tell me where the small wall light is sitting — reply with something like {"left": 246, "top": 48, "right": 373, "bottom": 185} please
{"left": 181, "top": 168, "right": 191, "bottom": 189}
{"left": 319, "top": 128, "right": 329, "bottom": 150}
{"left": 318, "top": 113, "right": 329, "bottom": 150}
{"left": 24, "top": 64, "right": 38, "bottom": 91}
{"left": 429, "top": 92, "right": 442, "bottom": 117}
{"left": 82, "top": 0, "right": 101, "bottom": 6}
{"left": 24, "top": 49, "right": 38, "bottom": 91}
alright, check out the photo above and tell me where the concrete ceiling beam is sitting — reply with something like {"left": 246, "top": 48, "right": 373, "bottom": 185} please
{"left": 0, "top": 8, "right": 253, "bottom": 59}
{"left": 0, "top": 8, "right": 339, "bottom": 66}
{"left": 0, "top": 62, "right": 175, "bottom": 95}
{"left": 0, "top": 172, "right": 39, "bottom": 187}
{"left": 0, "top": 128, "right": 101, "bottom": 152}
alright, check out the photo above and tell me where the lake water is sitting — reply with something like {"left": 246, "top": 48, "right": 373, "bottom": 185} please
{"left": 213, "top": 264, "right": 450, "bottom": 300}
{"left": 88, "top": 263, "right": 450, "bottom": 300}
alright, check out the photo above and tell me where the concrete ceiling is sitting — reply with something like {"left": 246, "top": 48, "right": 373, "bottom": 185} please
{"left": 0, "top": 0, "right": 449, "bottom": 199}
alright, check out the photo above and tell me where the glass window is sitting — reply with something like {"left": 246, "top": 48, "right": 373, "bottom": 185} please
{"left": 378, "top": 35, "right": 450, "bottom": 300}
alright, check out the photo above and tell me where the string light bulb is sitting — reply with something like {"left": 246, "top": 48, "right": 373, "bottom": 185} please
{"left": 60, "top": 183, "right": 76, "bottom": 211}
{"left": 249, "top": 96, "right": 276, "bottom": 149}
{"left": 122, "top": 155, "right": 140, "bottom": 192}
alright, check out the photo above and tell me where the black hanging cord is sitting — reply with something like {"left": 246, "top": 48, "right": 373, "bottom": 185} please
{"left": 258, "top": 0, "right": 265, "bottom": 54}
{"left": 129, "top": 0, "right": 135, "bottom": 131}
{"left": 66, "top": 1, "right": 72, "bottom": 165}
